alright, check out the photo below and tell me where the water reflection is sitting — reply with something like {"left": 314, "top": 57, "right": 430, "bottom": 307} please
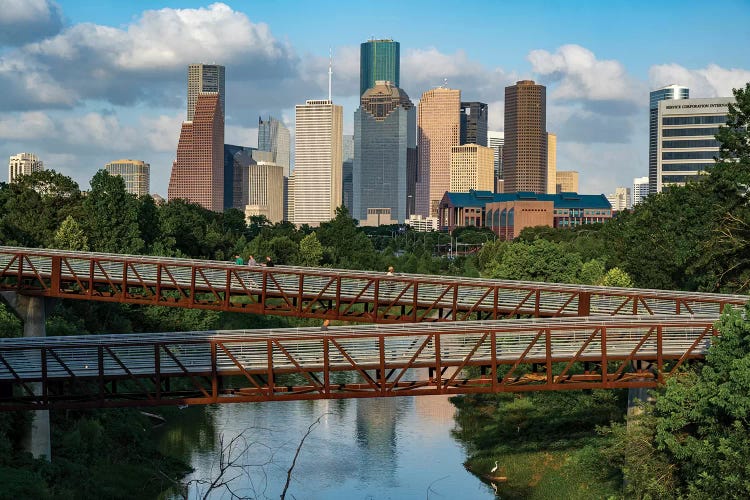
{"left": 158, "top": 389, "right": 494, "bottom": 498}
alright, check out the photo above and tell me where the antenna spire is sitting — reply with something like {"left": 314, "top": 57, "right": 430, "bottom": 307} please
{"left": 328, "top": 47, "right": 333, "bottom": 102}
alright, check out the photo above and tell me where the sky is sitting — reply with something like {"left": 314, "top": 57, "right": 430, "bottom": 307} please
{"left": 1, "top": 0, "right": 749, "bottom": 196}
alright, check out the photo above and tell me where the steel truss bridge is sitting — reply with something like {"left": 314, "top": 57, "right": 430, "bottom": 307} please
{"left": 0, "top": 246, "right": 746, "bottom": 410}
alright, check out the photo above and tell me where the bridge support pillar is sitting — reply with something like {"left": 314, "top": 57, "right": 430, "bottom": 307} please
{"left": 0, "top": 292, "right": 52, "bottom": 461}
{"left": 626, "top": 360, "right": 654, "bottom": 422}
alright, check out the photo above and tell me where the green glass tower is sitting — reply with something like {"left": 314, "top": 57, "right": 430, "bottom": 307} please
{"left": 360, "top": 39, "right": 400, "bottom": 96}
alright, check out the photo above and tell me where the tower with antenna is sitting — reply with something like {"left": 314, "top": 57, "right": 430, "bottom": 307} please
{"left": 328, "top": 47, "right": 333, "bottom": 101}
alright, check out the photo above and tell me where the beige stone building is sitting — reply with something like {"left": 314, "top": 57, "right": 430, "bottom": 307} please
{"left": 244, "top": 161, "right": 284, "bottom": 224}
{"left": 416, "top": 87, "right": 460, "bottom": 217}
{"left": 546, "top": 132, "right": 557, "bottom": 194}
{"left": 556, "top": 170, "right": 579, "bottom": 193}
{"left": 503, "top": 80, "right": 547, "bottom": 193}
{"left": 449, "top": 144, "right": 494, "bottom": 193}
{"left": 292, "top": 100, "right": 343, "bottom": 226}
{"left": 8, "top": 153, "right": 44, "bottom": 184}
{"left": 105, "top": 159, "right": 150, "bottom": 196}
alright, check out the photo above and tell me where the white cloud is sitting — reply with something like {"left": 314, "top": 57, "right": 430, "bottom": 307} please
{"left": 649, "top": 63, "right": 750, "bottom": 98}
{"left": 528, "top": 44, "right": 644, "bottom": 107}
{"left": 0, "top": 0, "right": 63, "bottom": 45}
{"left": 0, "top": 111, "right": 56, "bottom": 139}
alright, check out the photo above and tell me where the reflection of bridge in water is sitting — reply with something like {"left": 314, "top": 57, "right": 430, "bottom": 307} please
{"left": 0, "top": 246, "right": 746, "bottom": 412}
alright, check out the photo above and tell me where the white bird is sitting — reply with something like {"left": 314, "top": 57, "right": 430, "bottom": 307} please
{"left": 490, "top": 460, "right": 498, "bottom": 474}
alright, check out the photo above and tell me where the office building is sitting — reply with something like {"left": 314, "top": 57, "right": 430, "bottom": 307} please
{"left": 649, "top": 84, "right": 689, "bottom": 194}
{"left": 607, "top": 187, "right": 631, "bottom": 211}
{"left": 450, "top": 144, "right": 494, "bottom": 193}
{"left": 556, "top": 170, "right": 579, "bottom": 193}
{"left": 292, "top": 99, "right": 343, "bottom": 226}
{"left": 342, "top": 134, "right": 354, "bottom": 213}
{"left": 405, "top": 214, "right": 439, "bottom": 232}
{"left": 188, "top": 64, "right": 225, "bottom": 121}
{"left": 360, "top": 39, "right": 400, "bottom": 96}
{"left": 104, "top": 159, "right": 150, "bottom": 196}
{"left": 168, "top": 92, "right": 224, "bottom": 211}
{"left": 258, "top": 116, "right": 291, "bottom": 177}
{"left": 633, "top": 176, "right": 649, "bottom": 206}
{"left": 487, "top": 131, "right": 504, "bottom": 185}
{"left": 460, "top": 102, "right": 488, "bottom": 146}
{"left": 223, "top": 145, "right": 257, "bottom": 210}
{"left": 8, "top": 153, "right": 44, "bottom": 184}
{"left": 353, "top": 81, "right": 416, "bottom": 223}
{"left": 245, "top": 161, "right": 284, "bottom": 224}
{"left": 503, "top": 80, "right": 547, "bottom": 193}
{"left": 656, "top": 97, "right": 733, "bottom": 192}
{"left": 546, "top": 132, "right": 557, "bottom": 194}
{"left": 416, "top": 86, "right": 461, "bottom": 217}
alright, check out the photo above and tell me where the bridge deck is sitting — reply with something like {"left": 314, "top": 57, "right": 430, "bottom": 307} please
{"left": 0, "top": 315, "right": 718, "bottom": 410}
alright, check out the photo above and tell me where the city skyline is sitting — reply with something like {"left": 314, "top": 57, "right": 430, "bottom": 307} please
{"left": 0, "top": 0, "right": 748, "bottom": 198}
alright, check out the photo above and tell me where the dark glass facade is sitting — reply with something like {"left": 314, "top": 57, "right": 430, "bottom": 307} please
{"left": 360, "top": 40, "right": 400, "bottom": 96}
{"left": 460, "top": 102, "right": 488, "bottom": 146}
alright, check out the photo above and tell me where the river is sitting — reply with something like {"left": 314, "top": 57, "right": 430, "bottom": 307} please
{"left": 157, "top": 394, "right": 495, "bottom": 499}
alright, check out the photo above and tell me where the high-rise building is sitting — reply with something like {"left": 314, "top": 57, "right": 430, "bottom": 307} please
{"left": 342, "top": 135, "right": 354, "bottom": 214}
{"left": 556, "top": 170, "right": 579, "bottom": 193}
{"left": 460, "top": 102, "right": 488, "bottom": 146}
{"left": 223, "top": 145, "right": 255, "bottom": 210}
{"left": 503, "top": 80, "right": 547, "bottom": 193}
{"left": 450, "top": 144, "right": 494, "bottom": 193}
{"left": 656, "top": 96, "right": 732, "bottom": 192}
{"left": 487, "top": 131, "right": 504, "bottom": 184}
{"left": 416, "top": 86, "right": 461, "bottom": 217}
{"left": 649, "top": 84, "right": 689, "bottom": 194}
{"left": 257, "top": 116, "right": 291, "bottom": 177}
{"left": 188, "top": 64, "right": 225, "bottom": 122}
{"left": 546, "top": 132, "right": 557, "bottom": 194}
{"left": 245, "top": 161, "right": 284, "bottom": 224}
{"left": 8, "top": 153, "right": 44, "bottom": 183}
{"left": 168, "top": 92, "right": 224, "bottom": 211}
{"left": 353, "top": 81, "right": 416, "bottom": 223}
{"left": 632, "top": 176, "right": 649, "bottom": 206}
{"left": 607, "top": 187, "right": 632, "bottom": 211}
{"left": 292, "top": 99, "right": 343, "bottom": 226}
{"left": 104, "top": 159, "right": 150, "bottom": 196}
{"left": 360, "top": 39, "right": 400, "bottom": 96}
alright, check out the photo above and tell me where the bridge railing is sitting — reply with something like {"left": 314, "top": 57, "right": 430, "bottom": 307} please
{"left": 0, "top": 316, "right": 719, "bottom": 410}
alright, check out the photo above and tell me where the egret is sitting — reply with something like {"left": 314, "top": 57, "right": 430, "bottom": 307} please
{"left": 490, "top": 460, "right": 498, "bottom": 473}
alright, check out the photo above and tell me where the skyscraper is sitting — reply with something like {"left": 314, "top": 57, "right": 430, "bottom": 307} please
{"left": 460, "top": 102, "right": 488, "bottom": 146}
{"left": 105, "top": 159, "right": 150, "bottom": 196}
{"left": 546, "top": 132, "right": 557, "bottom": 194}
{"left": 607, "top": 187, "right": 632, "bottom": 211}
{"left": 503, "top": 80, "right": 547, "bottom": 193}
{"left": 556, "top": 171, "right": 579, "bottom": 193}
{"left": 632, "top": 176, "right": 649, "bottom": 206}
{"left": 487, "top": 131, "right": 504, "bottom": 187}
{"left": 416, "top": 86, "right": 461, "bottom": 217}
{"left": 292, "top": 100, "right": 343, "bottom": 226}
{"left": 649, "top": 84, "right": 689, "bottom": 194}
{"left": 257, "top": 116, "right": 291, "bottom": 177}
{"left": 353, "top": 81, "right": 416, "bottom": 223}
{"left": 188, "top": 64, "right": 225, "bottom": 121}
{"left": 245, "top": 161, "right": 284, "bottom": 224}
{"left": 223, "top": 145, "right": 255, "bottom": 210}
{"left": 360, "top": 39, "right": 400, "bottom": 96}
{"left": 342, "top": 135, "right": 354, "bottom": 213}
{"left": 168, "top": 92, "right": 224, "bottom": 211}
{"left": 8, "top": 153, "right": 44, "bottom": 183}
{"left": 449, "top": 144, "right": 494, "bottom": 193}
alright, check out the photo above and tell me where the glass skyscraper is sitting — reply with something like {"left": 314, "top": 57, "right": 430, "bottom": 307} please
{"left": 360, "top": 39, "right": 400, "bottom": 96}
{"left": 460, "top": 102, "right": 488, "bottom": 146}
{"left": 188, "top": 64, "right": 225, "bottom": 122}
{"left": 258, "top": 116, "right": 291, "bottom": 177}
{"left": 354, "top": 81, "right": 416, "bottom": 223}
{"left": 649, "top": 84, "right": 688, "bottom": 194}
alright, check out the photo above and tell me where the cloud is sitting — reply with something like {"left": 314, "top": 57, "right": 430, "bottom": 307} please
{"left": 649, "top": 63, "right": 750, "bottom": 98}
{"left": 0, "top": 3, "right": 298, "bottom": 112}
{"left": 0, "top": 0, "right": 63, "bottom": 46}
{"left": 528, "top": 44, "right": 644, "bottom": 111}
{"left": 0, "top": 111, "right": 56, "bottom": 139}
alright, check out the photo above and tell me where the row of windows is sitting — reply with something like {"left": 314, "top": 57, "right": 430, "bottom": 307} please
{"left": 662, "top": 115, "right": 726, "bottom": 125}
{"left": 662, "top": 174, "right": 700, "bottom": 183}
{"left": 663, "top": 151, "right": 717, "bottom": 160}
{"left": 662, "top": 127, "right": 720, "bottom": 137}
{"left": 661, "top": 162, "right": 713, "bottom": 172}
{"left": 662, "top": 139, "right": 720, "bottom": 149}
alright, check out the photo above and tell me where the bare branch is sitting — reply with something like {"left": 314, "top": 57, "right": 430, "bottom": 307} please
{"left": 280, "top": 412, "right": 332, "bottom": 499}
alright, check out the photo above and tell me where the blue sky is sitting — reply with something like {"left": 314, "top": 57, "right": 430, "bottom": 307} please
{"left": 1, "top": 0, "right": 748, "bottom": 196}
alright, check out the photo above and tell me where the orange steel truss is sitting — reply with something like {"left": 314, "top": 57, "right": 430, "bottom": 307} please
{"left": 0, "top": 246, "right": 746, "bottom": 323}
{"left": 0, "top": 316, "right": 720, "bottom": 410}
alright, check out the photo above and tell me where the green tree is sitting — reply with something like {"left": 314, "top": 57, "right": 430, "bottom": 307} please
{"left": 600, "top": 267, "right": 633, "bottom": 288}
{"left": 317, "top": 206, "right": 379, "bottom": 269}
{"left": 483, "top": 239, "right": 583, "bottom": 283}
{"left": 53, "top": 215, "right": 89, "bottom": 251}
{"left": 297, "top": 231, "right": 323, "bottom": 267}
{"left": 579, "top": 258, "right": 605, "bottom": 285}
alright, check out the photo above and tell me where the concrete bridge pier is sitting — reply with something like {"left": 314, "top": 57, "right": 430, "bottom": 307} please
{"left": 0, "top": 292, "right": 52, "bottom": 461}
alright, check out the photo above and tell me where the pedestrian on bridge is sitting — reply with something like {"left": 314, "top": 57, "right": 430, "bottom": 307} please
{"left": 386, "top": 266, "right": 395, "bottom": 276}
{"left": 265, "top": 256, "right": 275, "bottom": 267}
{"left": 234, "top": 254, "right": 244, "bottom": 265}
{"left": 247, "top": 255, "right": 257, "bottom": 266}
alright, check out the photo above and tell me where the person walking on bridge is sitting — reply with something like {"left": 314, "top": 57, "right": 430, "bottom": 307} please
{"left": 234, "top": 254, "right": 244, "bottom": 265}
{"left": 265, "top": 256, "right": 275, "bottom": 267}
{"left": 247, "top": 255, "right": 257, "bottom": 266}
